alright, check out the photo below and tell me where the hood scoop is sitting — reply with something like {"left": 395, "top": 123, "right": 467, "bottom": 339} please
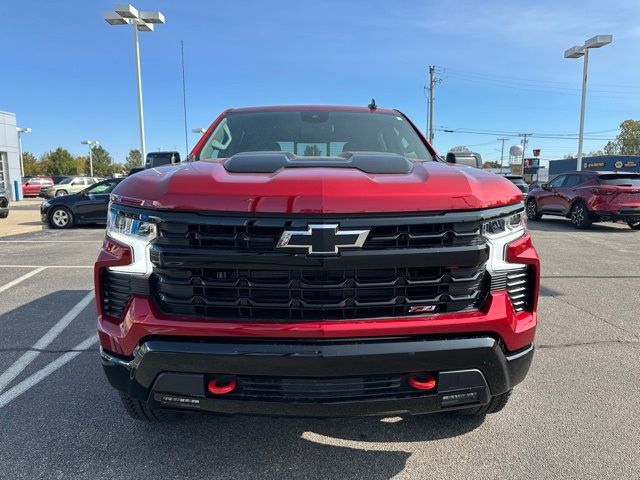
{"left": 224, "top": 151, "right": 414, "bottom": 174}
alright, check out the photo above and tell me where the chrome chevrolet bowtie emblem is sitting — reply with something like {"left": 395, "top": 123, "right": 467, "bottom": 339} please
{"left": 277, "top": 224, "right": 370, "bottom": 255}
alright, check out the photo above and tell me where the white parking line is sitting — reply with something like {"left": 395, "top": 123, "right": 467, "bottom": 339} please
{"left": 0, "top": 240, "right": 101, "bottom": 243}
{"left": 0, "top": 267, "right": 47, "bottom": 294}
{"left": 0, "top": 265, "right": 93, "bottom": 268}
{"left": 0, "top": 335, "right": 98, "bottom": 409}
{"left": 0, "top": 291, "right": 94, "bottom": 393}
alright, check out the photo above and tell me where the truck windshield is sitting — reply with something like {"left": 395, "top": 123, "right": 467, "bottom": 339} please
{"left": 199, "top": 110, "right": 433, "bottom": 161}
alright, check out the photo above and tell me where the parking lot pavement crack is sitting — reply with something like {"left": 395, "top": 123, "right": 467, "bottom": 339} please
{"left": 537, "top": 339, "right": 640, "bottom": 350}
{"left": 545, "top": 292, "right": 639, "bottom": 339}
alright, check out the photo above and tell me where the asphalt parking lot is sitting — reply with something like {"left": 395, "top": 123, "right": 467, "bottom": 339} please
{"left": 0, "top": 219, "right": 638, "bottom": 480}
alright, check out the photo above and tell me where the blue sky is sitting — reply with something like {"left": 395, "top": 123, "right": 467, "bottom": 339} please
{"left": 1, "top": 0, "right": 639, "bottom": 165}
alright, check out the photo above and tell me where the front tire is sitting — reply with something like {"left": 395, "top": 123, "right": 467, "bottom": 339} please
{"left": 119, "top": 392, "right": 177, "bottom": 422}
{"left": 570, "top": 202, "right": 592, "bottom": 229}
{"left": 49, "top": 206, "right": 73, "bottom": 229}
{"left": 0, "top": 211, "right": 8, "bottom": 219}
{"left": 458, "top": 390, "right": 512, "bottom": 416}
{"left": 526, "top": 198, "right": 542, "bottom": 221}
{"left": 628, "top": 221, "right": 640, "bottom": 230}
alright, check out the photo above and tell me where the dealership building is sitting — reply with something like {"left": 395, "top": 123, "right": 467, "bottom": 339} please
{"left": 0, "top": 111, "right": 22, "bottom": 201}
{"left": 549, "top": 155, "right": 640, "bottom": 178}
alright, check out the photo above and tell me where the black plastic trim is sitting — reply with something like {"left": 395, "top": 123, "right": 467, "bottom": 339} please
{"left": 100, "top": 338, "right": 534, "bottom": 416}
{"left": 223, "top": 151, "right": 414, "bottom": 174}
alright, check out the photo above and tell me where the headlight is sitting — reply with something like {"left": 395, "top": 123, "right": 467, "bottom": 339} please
{"left": 107, "top": 208, "right": 157, "bottom": 240}
{"left": 106, "top": 204, "right": 156, "bottom": 275}
{"left": 42, "top": 199, "right": 50, "bottom": 208}
{"left": 483, "top": 211, "right": 526, "bottom": 239}
{"left": 482, "top": 209, "right": 527, "bottom": 272}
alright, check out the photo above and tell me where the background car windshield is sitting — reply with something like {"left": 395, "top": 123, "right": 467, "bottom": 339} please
{"left": 58, "top": 177, "right": 72, "bottom": 184}
{"left": 199, "top": 111, "right": 432, "bottom": 161}
{"left": 86, "top": 180, "right": 120, "bottom": 195}
{"left": 598, "top": 174, "right": 640, "bottom": 186}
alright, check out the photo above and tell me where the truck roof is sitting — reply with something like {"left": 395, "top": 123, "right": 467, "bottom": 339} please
{"left": 227, "top": 105, "right": 400, "bottom": 115}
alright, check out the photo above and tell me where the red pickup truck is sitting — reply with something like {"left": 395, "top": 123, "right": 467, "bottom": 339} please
{"left": 95, "top": 105, "right": 539, "bottom": 421}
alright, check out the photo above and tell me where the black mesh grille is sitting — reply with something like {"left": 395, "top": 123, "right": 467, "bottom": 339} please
{"left": 156, "top": 219, "right": 483, "bottom": 251}
{"left": 101, "top": 271, "right": 131, "bottom": 318}
{"left": 101, "top": 270, "right": 150, "bottom": 319}
{"left": 152, "top": 265, "right": 487, "bottom": 321}
{"left": 0, "top": 197, "right": 8, "bottom": 209}
{"left": 101, "top": 208, "right": 508, "bottom": 322}
{"left": 490, "top": 267, "right": 532, "bottom": 312}
{"left": 213, "top": 374, "right": 431, "bottom": 402}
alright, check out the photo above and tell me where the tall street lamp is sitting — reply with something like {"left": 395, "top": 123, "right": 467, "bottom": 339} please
{"left": 16, "top": 127, "right": 31, "bottom": 179}
{"left": 81, "top": 140, "right": 99, "bottom": 176}
{"left": 564, "top": 35, "right": 612, "bottom": 171}
{"left": 104, "top": 4, "right": 165, "bottom": 164}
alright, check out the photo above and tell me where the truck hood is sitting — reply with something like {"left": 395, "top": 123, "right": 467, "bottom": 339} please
{"left": 112, "top": 160, "right": 523, "bottom": 214}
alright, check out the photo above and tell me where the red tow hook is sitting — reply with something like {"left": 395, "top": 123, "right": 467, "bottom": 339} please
{"left": 407, "top": 373, "right": 437, "bottom": 391}
{"left": 207, "top": 377, "right": 237, "bottom": 395}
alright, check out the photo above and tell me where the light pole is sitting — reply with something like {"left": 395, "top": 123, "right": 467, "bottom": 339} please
{"left": 81, "top": 140, "right": 99, "bottom": 176}
{"left": 104, "top": 4, "right": 165, "bottom": 164}
{"left": 16, "top": 127, "right": 31, "bottom": 179}
{"left": 564, "top": 35, "right": 612, "bottom": 171}
{"left": 498, "top": 137, "right": 509, "bottom": 174}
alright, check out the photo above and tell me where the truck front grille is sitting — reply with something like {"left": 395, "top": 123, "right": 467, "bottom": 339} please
{"left": 152, "top": 265, "right": 487, "bottom": 321}
{"left": 0, "top": 197, "right": 7, "bottom": 209}
{"left": 100, "top": 206, "right": 522, "bottom": 322}
{"left": 156, "top": 217, "right": 484, "bottom": 251}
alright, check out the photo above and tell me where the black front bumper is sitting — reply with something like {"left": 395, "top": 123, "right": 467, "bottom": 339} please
{"left": 101, "top": 336, "right": 534, "bottom": 417}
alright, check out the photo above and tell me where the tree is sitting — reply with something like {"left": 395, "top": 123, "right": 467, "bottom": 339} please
{"left": 604, "top": 119, "right": 640, "bottom": 155}
{"left": 89, "top": 145, "right": 113, "bottom": 177}
{"left": 303, "top": 144, "right": 322, "bottom": 156}
{"left": 21, "top": 152, "right": 42, "bottom": 177}
{"left": 42, "top": 148, "right": 76, "bottom": 176}
{"left": 124, "top": 149, "right": 142, "bottom": 172}
{"left": 563, "top": 153, "right": 575, "bottom": 159}
{"left": 604, "top": 141, "right": 618, "bottom": 155}
{"left": 75, "top": 156, "right": 89, "bottom": 175}
{"left": 586, "top": 150, "right": 605, "bottom": 157}
{"left": 450, "top": 146, "right": 471, "bottom": 153}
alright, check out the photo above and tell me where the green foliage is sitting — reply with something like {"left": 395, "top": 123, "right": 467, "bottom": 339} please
{"left": 604, "top": 119, "right": 640, "bottom": 155}
{"left": 586, "top": 150, "right": 605, "bottom": 157}
{"left": 303, "top": 144, "right": 322, "bottom": 156}
{"left": 21, "top": 152, "right": 42, "bottom": 177}
{"left": 604, "top": 141, "right": 618, "bottom": 155}
{"left": 89, "top": 145, "right": 113, "bottom": 177}
{"left": 124, "top": 149, "right": 142, "bottom": 172}
{"left": 41, "top": 148, "right": 76, "bottom": 176}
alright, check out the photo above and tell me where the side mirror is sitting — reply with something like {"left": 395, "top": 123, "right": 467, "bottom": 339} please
{"left": 541, "top": 183, "right": 549, "bottom": 191}
{"left": 445, "top": 152, "right": 456, "bottom": 164}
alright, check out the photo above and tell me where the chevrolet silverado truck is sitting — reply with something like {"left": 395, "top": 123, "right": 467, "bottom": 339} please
{"left": 96, "top": 105, "right": 539, "bottom": 421}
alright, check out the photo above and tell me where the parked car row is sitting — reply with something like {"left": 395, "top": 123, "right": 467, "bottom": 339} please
{"left": 41, "top": 177, "right": 125, "bottom": 228}
{"left": 0, "top": 186, "right": 9, "bottom": 218}
{"left": 526, "top": 171, "right": 640, "bottom": 230}
{"left": 21, "top": 176, "right": 104, "bottom": 198}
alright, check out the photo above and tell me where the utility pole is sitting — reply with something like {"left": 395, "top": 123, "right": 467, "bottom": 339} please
{"left": 498, "top": 137, "right": 509, "bottom": 173}
{"left": 519, "top": 133, "right": 532, "bottom": 174}
{"left": 426, "top": 65, "right": 441, "bottom": 144}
